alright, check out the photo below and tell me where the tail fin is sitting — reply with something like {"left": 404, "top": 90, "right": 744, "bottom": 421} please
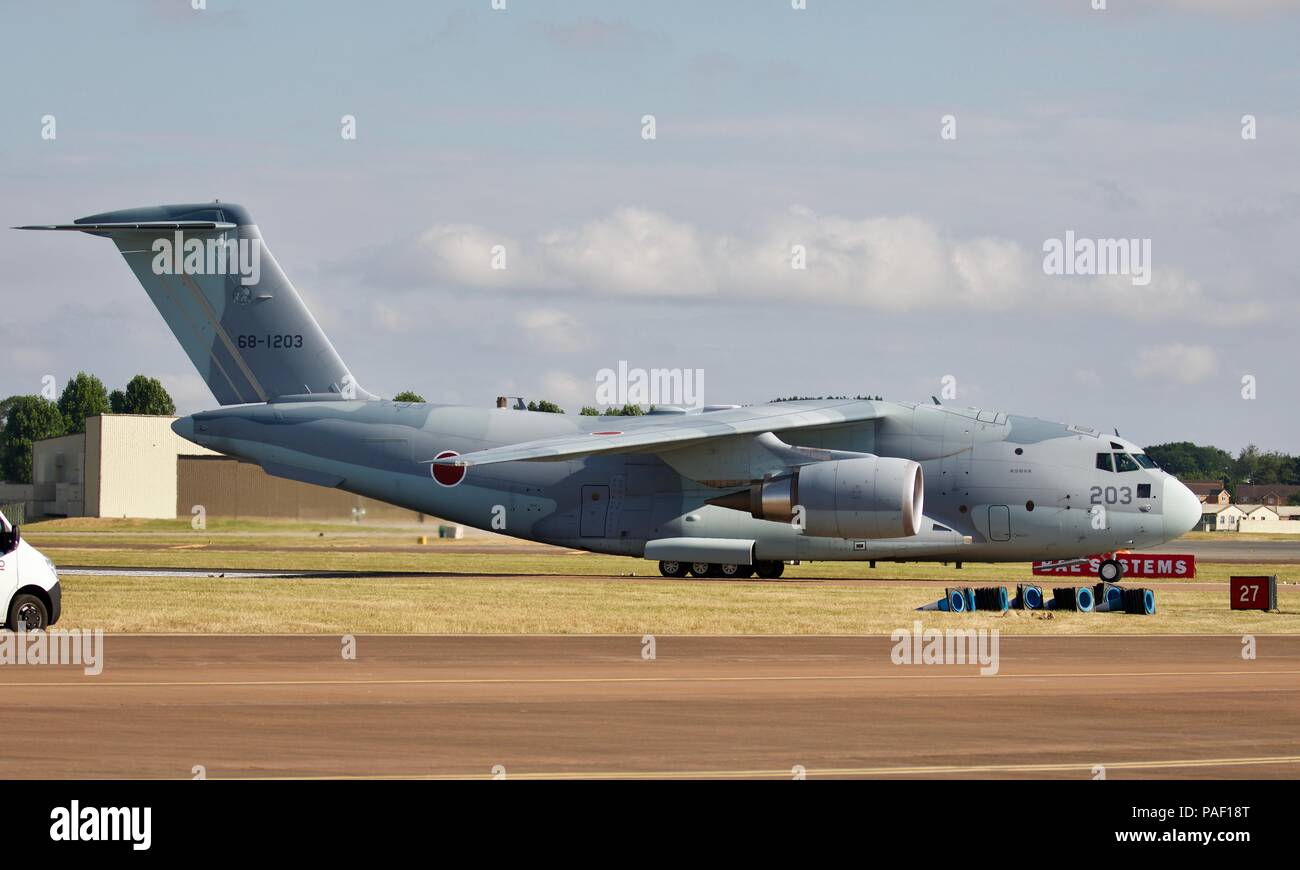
{"left": 18, "top": 202, "right": 372, "bottom": 406}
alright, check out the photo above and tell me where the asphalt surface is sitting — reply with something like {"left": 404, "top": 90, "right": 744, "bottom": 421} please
{"left": 3, "top": 635, "right": 1297, "bottom": 779}
{"left": 1143, "top": 539, "right": 1300, "bottom": 564}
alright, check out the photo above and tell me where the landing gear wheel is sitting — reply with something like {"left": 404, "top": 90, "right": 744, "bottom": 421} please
{"left": 659, "top": 560, "right": 687, "bottom": 578}
{"left": 717, "top": 563, "right": 746, "bottom": 579}
{"left": 689, "top": 562, "right": 713, "bottom": 578}
{"left": 754, "top": 560, "right": 785, "bottom": 580}
{"left": 7, "top": 593, "right": 48, "bottom": 632}
{"left": 1098, "top": 558, "right": 1124, "bottom": 583}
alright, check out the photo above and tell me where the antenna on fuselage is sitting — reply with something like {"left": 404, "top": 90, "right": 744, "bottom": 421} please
{"left": 931, "top": 396, "right": 942, "bottom": 406}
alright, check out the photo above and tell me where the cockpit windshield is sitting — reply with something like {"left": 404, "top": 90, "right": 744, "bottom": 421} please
{"left": 1097, "top": 451, "right": 1156, "bottom": 472}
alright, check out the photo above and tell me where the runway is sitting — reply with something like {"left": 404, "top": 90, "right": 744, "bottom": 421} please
{"left": 3, "top": 635, "right": 1298, "bottom": 779}
{"left": 1147, "top": 538, "right": 1300, "bottom": 564}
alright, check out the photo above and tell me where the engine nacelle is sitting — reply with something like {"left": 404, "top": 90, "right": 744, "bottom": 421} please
{"left": 716, "top": 456, "right": 924, "bottom": 539}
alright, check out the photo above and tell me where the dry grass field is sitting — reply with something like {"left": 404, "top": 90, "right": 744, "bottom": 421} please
{"left": 23, "top": 517, "right": 1299, "bottom": 635}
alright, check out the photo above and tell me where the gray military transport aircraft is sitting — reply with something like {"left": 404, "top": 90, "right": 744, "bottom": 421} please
{"left": 22, "top": 203, "right": 1202, "bottom": 582}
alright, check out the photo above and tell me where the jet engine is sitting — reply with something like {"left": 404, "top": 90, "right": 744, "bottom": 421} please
{"left": 709, "top": 455, "right": 924, "bottom": 539}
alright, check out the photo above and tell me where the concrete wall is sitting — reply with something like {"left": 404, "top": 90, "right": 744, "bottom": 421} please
{"left": 1239, "top": 520, "right": 1299, "bottom": 534}
{"left": 178, "top": 456, "right": 427, "bottom": 524}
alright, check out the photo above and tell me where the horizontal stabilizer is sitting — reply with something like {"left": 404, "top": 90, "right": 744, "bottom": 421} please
{"left": 16, "top": 221, "right": 236, "bottom": 233}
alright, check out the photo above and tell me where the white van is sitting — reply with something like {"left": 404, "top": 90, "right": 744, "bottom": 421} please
{"left": 0, "top": 510, "right": 61, "bottom": 630}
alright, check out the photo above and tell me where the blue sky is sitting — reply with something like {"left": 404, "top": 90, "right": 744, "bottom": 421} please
{"left": 2, "top": 0, "right": 1299, "bottom": 452}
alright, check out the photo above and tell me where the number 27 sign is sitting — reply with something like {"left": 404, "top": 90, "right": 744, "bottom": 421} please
{"left": 1230, "top": 576, "right": 1278, "bottom": 612}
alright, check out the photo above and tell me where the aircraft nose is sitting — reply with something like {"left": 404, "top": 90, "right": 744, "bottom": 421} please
{"left": 1163, "top": 477, "right": 1202, "bottom": 538}
{"left": 171, "top": 415, "right": 195, "bottom": 441}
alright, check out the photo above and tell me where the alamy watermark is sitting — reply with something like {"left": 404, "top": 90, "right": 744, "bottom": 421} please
{"left": 1042, "top": 231, "right": 1150, "bottom": 287}
{"left": 595, "top": 361, "right": 704, "bottom": 410}
{"left": 151, "top": 232, "right": 262, "bottom": 287}
{"left": 890, "top": 620, "right": 999, "bottom": 676}
{"left": 0, "top": 628, "right": 104, "bottom": 676}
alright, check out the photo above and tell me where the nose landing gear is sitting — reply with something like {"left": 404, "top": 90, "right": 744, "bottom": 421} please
{"left": 1098, "top": 558, "right": 1124, "bottom": 583}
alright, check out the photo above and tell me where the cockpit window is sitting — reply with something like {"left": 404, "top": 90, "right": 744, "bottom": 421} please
{"left": 1133, "top": 453, "right": 1157, "bottom": 469}
{"left": 1096, "top": 453, "right": 1114, "bottom": 472}
{"left": 1115, "top": 453, "right": 1140, "bottom": 473}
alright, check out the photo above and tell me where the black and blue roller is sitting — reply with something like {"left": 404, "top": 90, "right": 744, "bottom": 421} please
{"left": 917, "top": 588, "right": 969, "bottom": 612}
{"left": 1012, "top": 584, "right": 1044, "bottom": 610}
{"left": 974, "top": 586, "right": 1008, "bottom": 611}
{"left": 1122, "top": 587, "right": 1156, "bottom": 615}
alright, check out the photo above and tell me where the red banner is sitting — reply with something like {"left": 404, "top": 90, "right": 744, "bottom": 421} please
{"left": 1032, "top": 553, "right": 1196, "bottom": 579}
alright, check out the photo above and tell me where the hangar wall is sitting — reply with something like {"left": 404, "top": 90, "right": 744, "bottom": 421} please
{"left": 177, "top": 456, "right": 426, "bottom": 523}
{"left": 86, "top": 415, "right": 219, "bottom": 519}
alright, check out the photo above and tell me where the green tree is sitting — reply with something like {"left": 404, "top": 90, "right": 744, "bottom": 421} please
{"left": 527, "top": 400, "right": 565, "bottom": 413}
{"left": 1143, "top": 441, "right": 1235, "bottom": 482}
{"left": 1, "top": 396, "right": 66, "bottom": 483}
{"left": 603, "top": 404, "right": 645, "bottom": 416}
{"left": 392, "top": 391, "right": 425, "bottom": 403}
{"left": 0, "top": 395, "right": 21, "bottom": 430}
{"left": 109, "top": 375, "right": 176, "bottom": 416}
{"left": 58, "top": 372, "right": 110, "bottom": 434}
{"left": 579, "top": 406, "right": 600, "bottom": 416}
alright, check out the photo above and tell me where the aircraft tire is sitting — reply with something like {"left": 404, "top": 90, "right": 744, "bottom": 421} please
{"left": 688, "top": 561, "right": 713, "bottom": 578}
{"left": 717, "top": 563, "right": 746, "bottom": 579}
{"left": 754, "top": 560, "right": 785, "bottom": 580}
{"left": 1098, "top": 558, "right": 1124, "bottom": 583}
{"left": 659, "top": 560, "right": 687, "bottom": 578}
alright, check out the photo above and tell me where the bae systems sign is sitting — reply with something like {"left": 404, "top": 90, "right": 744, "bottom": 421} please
{"left": 1033, "top": 553, "right": 1196, "bottom": 578}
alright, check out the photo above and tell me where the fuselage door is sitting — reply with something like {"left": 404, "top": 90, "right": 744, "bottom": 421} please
{"left": 580, "top": 485, "right": 610, "bottom": 537}
{"left": 988, "top": 504, "right": 1011, "bottom": 542}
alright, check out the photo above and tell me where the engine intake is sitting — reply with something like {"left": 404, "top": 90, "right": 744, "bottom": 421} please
{"left": 711, "top": 456, "right": 924, "bottom": 539}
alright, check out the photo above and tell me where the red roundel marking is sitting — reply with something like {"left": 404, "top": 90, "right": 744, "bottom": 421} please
{"left": 591, "top": 431, "right": 623, "bottom": 436}
{"left": 431, "top": 450, "right": 466, "bottom": 487}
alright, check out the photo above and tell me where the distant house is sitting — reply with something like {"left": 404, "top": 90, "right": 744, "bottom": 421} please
{"left": 1239, "top": 505, "right": 1284, "bottom": 534}
{"left": 1183, "top": 479, "right": 1230, "bottom": 505}
{"left": 1201, "top": 504, "right": 1245, "bottom": 531}
{"left": 1234, "top": 484, "right": 1300, "bottom": 507}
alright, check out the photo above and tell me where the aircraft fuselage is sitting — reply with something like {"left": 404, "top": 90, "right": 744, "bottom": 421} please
{"left": 173, "top": 398, "right": 1201, "bottom": 565}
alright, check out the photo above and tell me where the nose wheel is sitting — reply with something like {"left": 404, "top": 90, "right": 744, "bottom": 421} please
{"left": 1098, "top": 558, "right": 1124, "bottom": 583}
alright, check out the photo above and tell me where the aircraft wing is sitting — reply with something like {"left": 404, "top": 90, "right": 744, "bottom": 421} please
{"left": 432, "top": 401, "right": 883, "bottom": 468}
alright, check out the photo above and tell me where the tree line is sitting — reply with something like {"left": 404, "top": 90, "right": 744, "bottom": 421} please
{"left": 1, "top": 373, "right": 175, "bottom": 483}
{"left": 1143, "top": 441, "right": 1300, "bottom": 498}
{"left": 392, "top": 391, "right": 645, "bottom": 417}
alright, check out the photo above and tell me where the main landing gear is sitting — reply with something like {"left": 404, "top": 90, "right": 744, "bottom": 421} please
{"left": 659, "top": 560, "right": 785, "bottom": 580}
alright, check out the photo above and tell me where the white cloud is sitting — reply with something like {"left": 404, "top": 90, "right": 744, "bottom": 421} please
{"left": 538, "top": 371, "right": 589, "bottom": 408}
{"left": 416, "top": 206, "right": 1037, "bottom": 311}
{"left": 1135, "top": 343, "right": 1218, "bottom": 385}
{"left": 514, "top": 309, "right": 584, "bottom": 353}
{"left": 413, "top": 206, "right": 1272, "bottom": 325}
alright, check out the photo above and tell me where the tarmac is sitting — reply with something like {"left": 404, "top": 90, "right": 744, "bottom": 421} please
{"left": 3, "top": 634, "right": 1297, "bottom": 779}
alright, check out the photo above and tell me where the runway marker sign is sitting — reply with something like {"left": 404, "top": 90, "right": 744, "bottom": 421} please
{"left": 1230, "top": 576, "right": 1277, "bottom": 611}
